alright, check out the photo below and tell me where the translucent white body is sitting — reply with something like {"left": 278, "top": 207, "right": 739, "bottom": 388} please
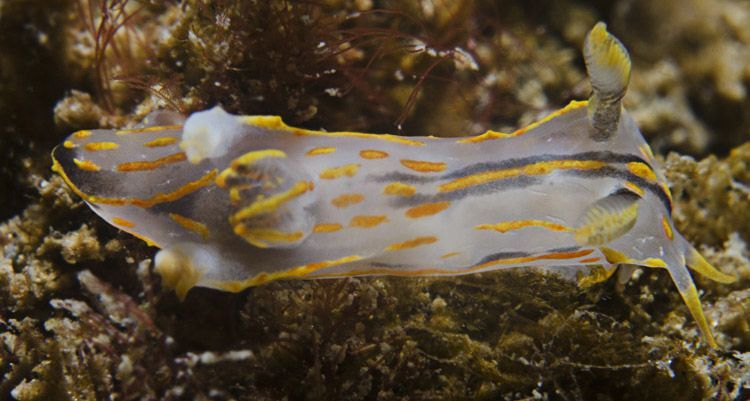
{"left": 51, "top": 104, "right": 690, "bottom": 289}
{"left": 51, "top": 23, "right": 735, "bottom": 347}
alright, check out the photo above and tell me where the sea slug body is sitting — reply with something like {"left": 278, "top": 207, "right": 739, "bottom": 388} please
{"left": 52, "top": 23, "right": 735, "bottom": 347}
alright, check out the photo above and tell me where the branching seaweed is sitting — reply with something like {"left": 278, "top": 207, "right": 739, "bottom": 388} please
{"left": 323, "top": 8, "right": 479, "bottom": 129}
{"left": 74, "top": 0, "right": 148, "bottom": 112}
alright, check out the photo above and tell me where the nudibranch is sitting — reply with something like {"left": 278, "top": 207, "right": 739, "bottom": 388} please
{"left": 52, "top": 23, "right": 735, "bottom": 347}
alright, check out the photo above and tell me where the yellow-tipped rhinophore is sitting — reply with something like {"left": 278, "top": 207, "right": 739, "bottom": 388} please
{"left": 584, "top": 22, "right": 632, "bottom": 140}
{"left": 584, "top": 22, "right": 631, "bottom": 96}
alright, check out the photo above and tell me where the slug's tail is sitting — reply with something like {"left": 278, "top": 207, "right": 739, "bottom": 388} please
{"left": 584, "top": 22, "right": 631, "bottom": 141}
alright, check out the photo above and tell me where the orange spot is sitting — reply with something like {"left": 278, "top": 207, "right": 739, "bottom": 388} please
{"left": 350, "top": 215, "right": 388, "bottom": 228}
{"left": 228, "top": 149, "right": 287, "bottom": 170}
{"left": 319, "top": 164, "right": 360, "bottom": 179}
{"left": 475, "top": 220, "right": 572, "bottom": 233}
{"left": 73, "top": 158, "right": 101, "bottom": 171}
{"left": 234, "top": 226, "right": 304, "bottom": 247}
{"left": 539, "top": 249, "right": 595, "bottom": 260}
{"left": 63, "top": 140, "right": 77, "bottom": 149}
{"left": 290, "top": 126, "right": 425, "bottom": 146}
{"left": 385, "top": 236, "right": 438, "bottom": 251}
{"left": 457, "top": 130, "right": 511, "bottom": 144}
{"left": 624, "top": 181, "right": 645, "bottom": 197}
{"left": 457, "top": 100, "right": 588, "bottom": 143}
{"left": 127, "top": 231, "right": 160, "bottom": 248}
{"left": 331, "top": 193, "right": 365, "bottom": 208}
{"left": 52, "top": 158, "right": 216, "bottom": 208}
{"left": 440, "top": 160, "right": 607, "bottom": 192}
{"left": 230, "top": 181, "right": 313, "bottom": 223}
{"left": 310, "top": 267, "right": 427, "bottom": 278}
{"left": 405, "top": 202, "right": 451, "bottom": 218}
{"left": 73, "top": 130, "right": 92, "bottom": 139}
{"left": 310, "top": 249, "right": 595, "bottom": 279}
{"left": 112, "top": 217, "right": 136, "bottom": 228}
{"left": 383, "top": 182, "right": 416, "bottom": 197}
{"left": 215, "top": 150, "right": 287, "bottom": 188}
{"left": 306, "top": 146, "right": 336, "bottom": 156}
{"left": 169, "top": 213, "right": 210, "bottom": 240}
{"left": 661, "top": 216, "right": 674, "bottom": 240}
{"left": 400, "top": 159, "right": 446, "bottom": 173}
{"left": 109, "top": 218, "right": 160, "bottom": 247}
{"left": 474, "top": 249, "right": 595, "bottom": 270}
{"left": 639, "top": 144, "right": 655, "bottom": 161}
{"left": 660, "top": 182, "right": 674, "bottom": 207}
{"left": 128, "top": 169, "right": 217, "bottom": 208}
{"left": 313, "top": 223, "right": 343, "bottom": 233}
{"left": 116, "top": 125, "right": 182, "bottom": 135}
{"left": 627, "top": 161, "right": 657, "bottom": 182}
{"left": 84, "top": 141, "right": 120, "bottom": 151}
{"left": 117, "top": 152, "right": 187, "bottom": 172}
{"left": 440, "top": 252, "right": 461, "bottom": 259}
{"left": 209, "top": 254, "right": 363, "bottom": 291}
{"left": 360, "top": 149, "right": 389, "bottom": 159}
{"left": 144, "top": 137, "right": 179, "bottom": 147}
{"left": 288, "top": 255, "right": 361, "bottom": 276}
{"left": 579, "top": 257, "right": 601, "bottom": 264}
